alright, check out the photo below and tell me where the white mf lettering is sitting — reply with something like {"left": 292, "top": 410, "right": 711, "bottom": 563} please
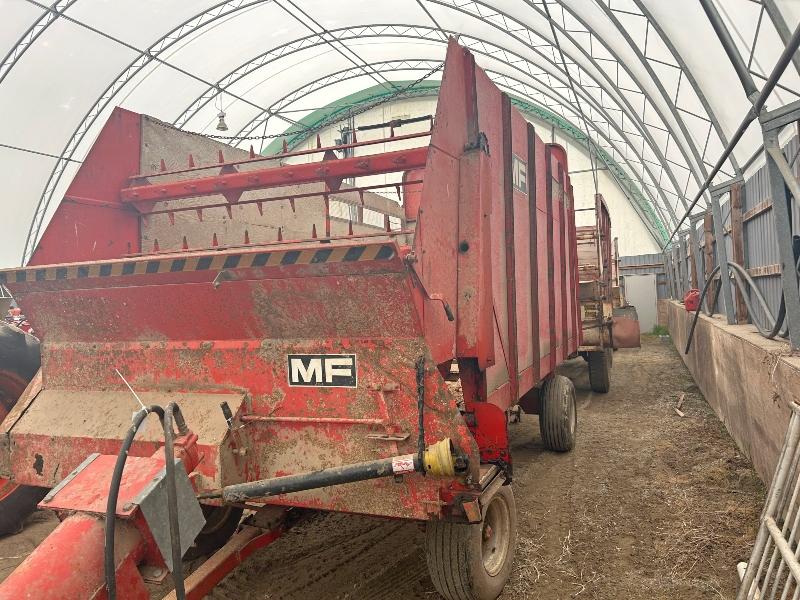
{"left": 290, "top": 357, "right": 323, "bottom": 384}
{"left": 287, "top": 354, "right": 357, "bottom": 387}
{"left": 323, "top": 357, "right": 353, "bottom": 382}
{"left": 512, "top": 155, "right": 527, "bottom": 194}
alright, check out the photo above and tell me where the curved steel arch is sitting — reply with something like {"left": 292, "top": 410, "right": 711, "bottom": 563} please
{"left": 270, "top": 79, "right": 670, "bottom": 241}
{"left": 223, "top": 28, "right": 682, "bottom": 224}
{"left": 632, "top": 0, "right": 741, "bottom": 176}
{"left": 173, "top": 24, "right": 446, "bottom": 129}
{"left": 25, "top": 2, "right": 692, "bottom": 264}
{"left": 19, "top": 0, "right": 771, "bottom": 261}
{"left": 228, "top": 57, "right": 677, "bottom": 233}
{"left": 578, "top": 2, "right": 715, "bottom": 186}
{"left": 21, "top": 0, "right": 277, "bottom": 265}
{"left": 538, "top": 0, "right": 732, "bottom": 192}
{"left": 424, "top": 0, "right": 695, "bottom": 211}
{"left": 0, "top": 0, "right": 79, "bottom": 87}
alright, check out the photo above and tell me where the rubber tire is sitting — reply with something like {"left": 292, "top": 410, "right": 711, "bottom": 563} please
{"left": 0, "top": 322, "right": 47, "bottom": 536}
{"left": 184, "top": 505, "right": 244, "bottom": 559}
{"left": 539, "top": 374, "right": 577, "bottom": 452}
{"left": 425, "top": 484, "right": 517, "bottom": 600}
{"left": 587, "top": 350, "right": 611, "bottom": 393}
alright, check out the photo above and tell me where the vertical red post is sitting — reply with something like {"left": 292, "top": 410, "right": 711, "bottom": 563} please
{"left": 557, "top": 164, "right": 568, "bottom": 362}
{"left": 526, "top": 123, "right": 540, "bottom": 380}
{"left": 501, "top": 94, "right": 519, "bottom": 403}
{"left": 545, "top": 149, "right": 557, "bottom": 373}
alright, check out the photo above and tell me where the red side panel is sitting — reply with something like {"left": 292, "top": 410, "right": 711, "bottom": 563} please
{"left": 29, "top": 108, "right": 142, "bottom": 266}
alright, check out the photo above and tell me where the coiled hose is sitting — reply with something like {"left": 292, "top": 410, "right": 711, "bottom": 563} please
{"left": 105, "top": 403, "right": 189, "bottom": 600}
{"left": 685, "top": 238, "right": 800, "bottom": 353}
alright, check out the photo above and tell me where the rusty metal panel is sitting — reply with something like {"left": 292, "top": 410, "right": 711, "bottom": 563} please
{"left": 7, "top": 390, "right": 244, "bottom": 488}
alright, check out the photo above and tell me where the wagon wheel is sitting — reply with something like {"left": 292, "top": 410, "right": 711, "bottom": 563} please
{"left": 0, "top": 322, "right": 47, "bottom": 536}
{"left": 425, "top": 483, "right": 517, "bottom": 600}
{"left": 587, "top": 350, "right": 611, "bottom": 393}
{"left": 539, "top": 374, "right": 577, "bottom": 451}
{"left": 185, "top": 504, "right": 244, "bottom": 559}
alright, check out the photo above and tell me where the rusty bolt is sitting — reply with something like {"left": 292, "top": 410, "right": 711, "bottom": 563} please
{"left": 122, "top": 502, "right": 135, "bottom": 512}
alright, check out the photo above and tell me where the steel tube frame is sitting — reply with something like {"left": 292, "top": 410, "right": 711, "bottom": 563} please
{"left": 24, "top": 5, "right": 699, "bottom": 261}
{"left": 688, "top": 214, "right": 706, "bottom": 296}
{"left": 632, "top": 0, "right": 741, "bottom": 175}
{"left": 760, "top": 104, "right": 800, "bottom": 349}
{"left": 176, "top": 35, "right": 674, "bottom": 238}
{"left": 699, "top": 0, "right": 760, "bottom": 100}
{"left": 709, "top": 185, "right": 737, "bottom": 324}
{"left": 664, "top": 21, "right": 800, "bottom": 248}
{"left": 738, "top": 403, "right": 800, "bottom": 600}
{"left": 228, "top": 11, "right": 688, "bottom": 224}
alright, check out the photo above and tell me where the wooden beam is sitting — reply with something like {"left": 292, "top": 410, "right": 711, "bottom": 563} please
{"left": 743, "top": 199, "right": 772, "bottom": 223}
{"left": 747, "top": 263, "right": 782, "bottom": 277}
{"left": 731, "top": 182, "right": 748, "bottom": 323}
{"left": 703, "top": 211, "right": 718, "bottom": 311}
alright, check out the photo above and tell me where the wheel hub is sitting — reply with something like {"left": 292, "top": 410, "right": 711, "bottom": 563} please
{"left": 481, "top": 493, "right": 511, "bottom": 576}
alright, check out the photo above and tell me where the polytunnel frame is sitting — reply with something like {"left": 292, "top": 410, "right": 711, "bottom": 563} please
{"left": 14, "top": 0, "right": 760, "bottom": 264}
{"left": 250, "top": 78, "right": 670, "bottom": 242}
{"left": 659, "top": 11, "right": 800, "bottom": 351}
{"left": 196, "top": 24, "right": 680, "bottom": 231}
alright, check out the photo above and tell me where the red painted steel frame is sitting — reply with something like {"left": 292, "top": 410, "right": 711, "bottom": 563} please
{"left": 120, "top": 147, "right": 428, "bottom": 205}
{"left": 163, "top": 526, "right": 283, "bottom": 600}
{"left": 0, "top": 513, "right": 148, "bottom": 600}
{"left": 0, "top": 38, "right": 580, "bottom": 540}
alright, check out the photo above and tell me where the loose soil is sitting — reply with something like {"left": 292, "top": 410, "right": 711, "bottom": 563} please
{"left": 0, "top": 336, "right": 766, "bottom": 599}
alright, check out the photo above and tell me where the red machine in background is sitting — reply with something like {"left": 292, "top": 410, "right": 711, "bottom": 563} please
{"left": 0, "top": 40, "right": 582, "bottom": 600}
{"left": 576, "top": 194, "right": 640, "bottom": 393}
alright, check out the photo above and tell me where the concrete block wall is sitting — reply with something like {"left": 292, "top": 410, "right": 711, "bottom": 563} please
{"left": 665, "top": 299, "right": 800, "bottom": 483}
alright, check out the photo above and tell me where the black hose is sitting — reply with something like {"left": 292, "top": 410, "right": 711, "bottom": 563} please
{"left": 164, "top": 402, "right": 189, "bottom": 600}
{"left": 416, "top": 356, "right": 425, "bottom": 472}
{"left": 685, "top": 264, "right": 720, "bottom": 354}
{"left": 105, "top": 405, "right": 164, "bottom": 600}
{"left": 685, "top": 252, "right": 800, "bottom": 353}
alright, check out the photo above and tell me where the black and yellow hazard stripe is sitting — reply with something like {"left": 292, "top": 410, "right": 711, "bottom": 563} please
{"left": 0, "top": 243, "right": 397, "bottom": 284}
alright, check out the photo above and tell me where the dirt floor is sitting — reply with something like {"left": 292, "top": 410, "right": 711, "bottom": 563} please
{"left": 0, "top": 336, "right": 766, "bottom": 599}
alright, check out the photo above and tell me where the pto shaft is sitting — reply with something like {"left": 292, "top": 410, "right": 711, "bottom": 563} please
{"left": 208, "top": 439, "right": 461, "bottom": 504}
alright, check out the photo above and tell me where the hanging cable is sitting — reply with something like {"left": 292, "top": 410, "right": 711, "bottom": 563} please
{"left": 541, "top": 0, "right": 599, "bottom": 195}
{"left": 195, "top": 62, "right": 444, "bottom": 143}
{"left": 0, "top": 142, "right": 83, "bottom": 163}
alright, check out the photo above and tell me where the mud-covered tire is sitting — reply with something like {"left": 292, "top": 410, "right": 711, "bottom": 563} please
{"left": 588, "top": 350, "right": 611, "bottom": 393}
{"left": 185, "top": 505, "right": 244, "bottom": 559}
{"left": 0, "top": 322, "right": 47, "bottom": 536}
{"left": 539, "top": 375, "right": 577, "bottom": 452}
{"left": 425, "top": 484, "right": 517, "bottom": 600}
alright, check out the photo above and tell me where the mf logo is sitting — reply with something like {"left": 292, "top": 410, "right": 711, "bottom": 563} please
{"left": 287, "top": 354, "right": 357, "bottom": 388}
{"left": 512, "top": 155, "right": 528, "bottom": 194}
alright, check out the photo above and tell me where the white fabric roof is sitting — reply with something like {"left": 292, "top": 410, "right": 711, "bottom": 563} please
{"left": 1, "top": 0, "right": 799, "bottom": 267}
